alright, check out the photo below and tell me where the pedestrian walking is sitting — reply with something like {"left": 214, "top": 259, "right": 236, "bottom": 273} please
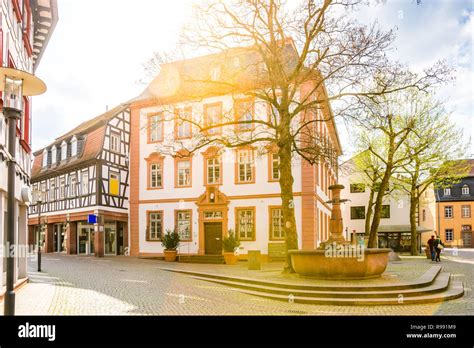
{"left": 427, "top": 235, "right": 436, "bottom": 261}
{"left": 433, "top": 236, "right": 445, "bottom": 262}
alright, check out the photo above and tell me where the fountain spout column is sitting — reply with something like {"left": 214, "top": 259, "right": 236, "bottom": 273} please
{"left": 325, "top": 184, "right": 349, "bottom": 245}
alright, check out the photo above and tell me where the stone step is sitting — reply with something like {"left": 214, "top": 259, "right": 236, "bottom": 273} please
{"left": 178, "top": 255, "right": 225, "bottom": 264}
{"left": 160, "top": 265, "right": 442, "bottom": 292}
{"left": 225, "top": 281, "right": 464, "bottom": 306}
{"left": 189, "top": 272, "right": 452, "bottom": 299}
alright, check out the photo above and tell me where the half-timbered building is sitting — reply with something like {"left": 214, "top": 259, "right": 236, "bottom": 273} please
{"left": 28, "top": 104, "right": 131, "bottom": 256}
{"left": 0, "top": 0, "right": 57, "bottom": 288}
{"left": 129, "top": 42, "right": 342, "bottom": 261}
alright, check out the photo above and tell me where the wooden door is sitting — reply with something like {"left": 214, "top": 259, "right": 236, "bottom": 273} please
{"left": 462, "top": 232, "right": 472, "bottom": 247}
{"left": 204, "top": 222, "right": 222, "bottom": 255}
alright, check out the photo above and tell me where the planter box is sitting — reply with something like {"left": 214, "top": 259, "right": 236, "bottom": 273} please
{"left": 164, "top": 250, "right": 178, "bottom": 262}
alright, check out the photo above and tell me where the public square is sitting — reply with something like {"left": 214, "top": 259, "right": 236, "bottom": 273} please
{"left": 4, "top": 249, "right": 472, "bottom": 316}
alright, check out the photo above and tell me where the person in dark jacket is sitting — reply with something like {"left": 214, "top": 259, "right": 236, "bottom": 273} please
{"left": 433, "top": 236, "right": 444, "bottom": 262}
{"left": 427, "top": 235, "right": 436, "bottom": 261}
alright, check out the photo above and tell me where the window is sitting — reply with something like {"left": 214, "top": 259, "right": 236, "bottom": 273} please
{"left": 350, "top": 206, "right": 365, "bottom": 220}
{"left": 109, "top": 172, "right": 119, "bottom": 196}
{"left": 81, "top": 171, "right": 89, "bottom": 195}
{"left": 270, "top": 207, "right": 284, "bottom": 240}
{"left": 176, "top": 160, "right": 191, "bottom": 187}
{"left": 204, "top": 103, "right": 222, "bottom": 135}
{"left": 148, "top": 113, "right": 163, "bottom": 143}
{"left": 233, "top": 56, "right": 240, "bottom": 68}
{"left": 110, "top": 132, "right": 121, "bottom": 153}
{"left": 445, "top": 229, "right": 453, "bottom": 242}
{"left": 373, "top": 182, "right": 389, "bottom": 192}
{"left": 236, "top": 149, "right": 254, "bottom": 183}
{"left": 462, "top": 205, "right": 471, "bottom": 218}
{"left": 444, "top": 188, "right": 451, "bottom": 196}
{"left": 147, "top": 211, "right": 163, "bottom": 241}
{"left": 236, "top": 208, "right": 255, "bottom": 241}
{"left": 51, "top": 146, "right": 57, "bottom": 164}
{"left": 422, "top": 209, "right": 426, "bottom": 222}
{"left": 350, "top": 183, "right": 366, "bottom": 193}
{"left": 175, "top": 108, "right": 192, "bottom": 139}
{"left": 268, "top": 96, "right": 282, "bottom": 126}
{"left": 206, "top": 157, "right": 221, "bottom": 185}
{"left": 71, "top": 137, "right": 78, "bottom": 157}
{"left": 444, "top": 206, "right": 453, "bottom": 218}
{"left": 462, "top": 185, "right": 470, "bottom": 195}
{"left": 381, "top": 205, "right": 390, "bottom": 219}
{"left": 269, "top": 153, "right": 280, "bottom": 181}
{"left": 176, "top": 210, "right": 192, "bottom": 241}
{"left": 60, "top": 141, "right": 67, "bottom": 161}
{"left": 70, "top": 175, "right": 77, "bottom": 196}
{"left": 204, "top": 211, "right": 223, "bottom": 219}
{"left": 42, "top": 149, "right": 48, "bottom": 167}
{"left": 235, "top": 99, "right": 254, "bottom": 131}
{"left": 462, "top": 225, "right": 472, "bottom": 232}
{"left": 210, "top": 65, "right": 221, "bottom": 81}
{"left": 59, "top": 177, "right": 66, "bottom": 199}
{"left": 149, "top": 163, "right": 163, "bottom": 189}
{"left": 49, "top": 179, "right": 56, "bottom": 201}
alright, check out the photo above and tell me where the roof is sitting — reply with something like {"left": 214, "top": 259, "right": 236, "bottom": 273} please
{"left": 31, "top": 104, "right": 129, "bottom": 180}
{"left": 31, "top": 0, "right": 59, "bottom": 71}
{"left": 131, "top": 40, "right": 342, "bottom": 154}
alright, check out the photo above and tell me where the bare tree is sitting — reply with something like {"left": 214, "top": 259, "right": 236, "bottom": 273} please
{"left": 394, "top": 96, "right": 470, "bottom": 255}
{"left": 143, "top": 0, "right": 452, "bottom": 271}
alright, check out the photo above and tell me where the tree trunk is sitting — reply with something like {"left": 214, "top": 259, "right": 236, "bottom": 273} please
{"left": 278, "top": 140, "right": 298, "bottom": 274}
{"left": 365, "top": 189, "right": 375, "bottom": 237}
{"left": 368, "top": 165, "right": 392, "bottom": 248}
{"left": 409, "top": 185, "right": 419, "bottom": 255}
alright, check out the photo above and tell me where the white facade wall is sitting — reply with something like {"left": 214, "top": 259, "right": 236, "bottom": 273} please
{"left": 339, "top": 164, "right": 435, "bottom": 240}
{"left": 135, "top": 91, "right": 333, "bottom": 256}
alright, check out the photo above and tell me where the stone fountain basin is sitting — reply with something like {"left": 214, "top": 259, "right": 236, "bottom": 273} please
{"left": 288, "top": 248, "right": 391, "bottom": 280}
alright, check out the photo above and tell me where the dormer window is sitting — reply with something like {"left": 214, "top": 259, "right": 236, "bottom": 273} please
{"left": 462, "top": 185, "right": 470, "bottom": 195}
{"left": 444, "top": 188, "right": 451, "bottom": 196}
{"left": 61, "top": 141, "right": 67, "bottom": 161}
{"left": 51, "top": 146, "right": 57, "bottom": 164}
{"left": 42, "top": 149, "right": 48, "bottom": 167}
{"left": 210, "top": 65, "right": 221, "bottom": 81}
{"left": 71, "top": 136, "right": 78, "bottom": 157}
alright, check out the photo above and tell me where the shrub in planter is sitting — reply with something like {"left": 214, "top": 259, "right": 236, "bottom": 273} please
{"left": 222, "top": 229, "right": 240, "bottom": 265}
{"left": 161, "top": 229, "right": 180, "bottom": 262}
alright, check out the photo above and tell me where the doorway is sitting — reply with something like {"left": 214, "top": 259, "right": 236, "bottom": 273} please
{"left": 78, "top": 224, "right": 95, "bottom": 255}
{"left": 53, "top": 224, "right": 66, "bottom": 253}
{"left": 204, "top": 222, "right": 222, "bottom": 255}
{"left": 105, "top": 223, "right": 117, "bottom": 255}
{"left": 462, "top": 231, "right": 472, "bottom": 247}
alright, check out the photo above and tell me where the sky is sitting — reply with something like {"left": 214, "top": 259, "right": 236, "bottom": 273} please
{"left": 32, "top": 0, "right": 474, "bottom": 159}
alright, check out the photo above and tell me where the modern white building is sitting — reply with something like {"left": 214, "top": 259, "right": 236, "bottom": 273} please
{"left": 0, "top": 0, "right": 57, "bottom": 288}
{"left": 340, "top": 155, "right": 435, "bottom": 252}
{"left": 129, "top": 42, "right": 342, "bottom": 261}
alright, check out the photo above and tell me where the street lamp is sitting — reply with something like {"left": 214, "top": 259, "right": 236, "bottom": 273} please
{"left": 0, "top": 67, "right": 46, "bottom": 316}
{"left": 32, "top": 189, "right": 45, "bottom": 272}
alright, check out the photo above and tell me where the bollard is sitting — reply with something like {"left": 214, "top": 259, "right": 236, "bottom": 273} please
{"left": 248, "top": 250, "right": 261, "bottom": 270}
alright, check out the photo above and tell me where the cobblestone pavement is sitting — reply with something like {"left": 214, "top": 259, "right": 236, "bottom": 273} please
{"left": 1, "top": 252, "right": 472, "bottom": 316}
